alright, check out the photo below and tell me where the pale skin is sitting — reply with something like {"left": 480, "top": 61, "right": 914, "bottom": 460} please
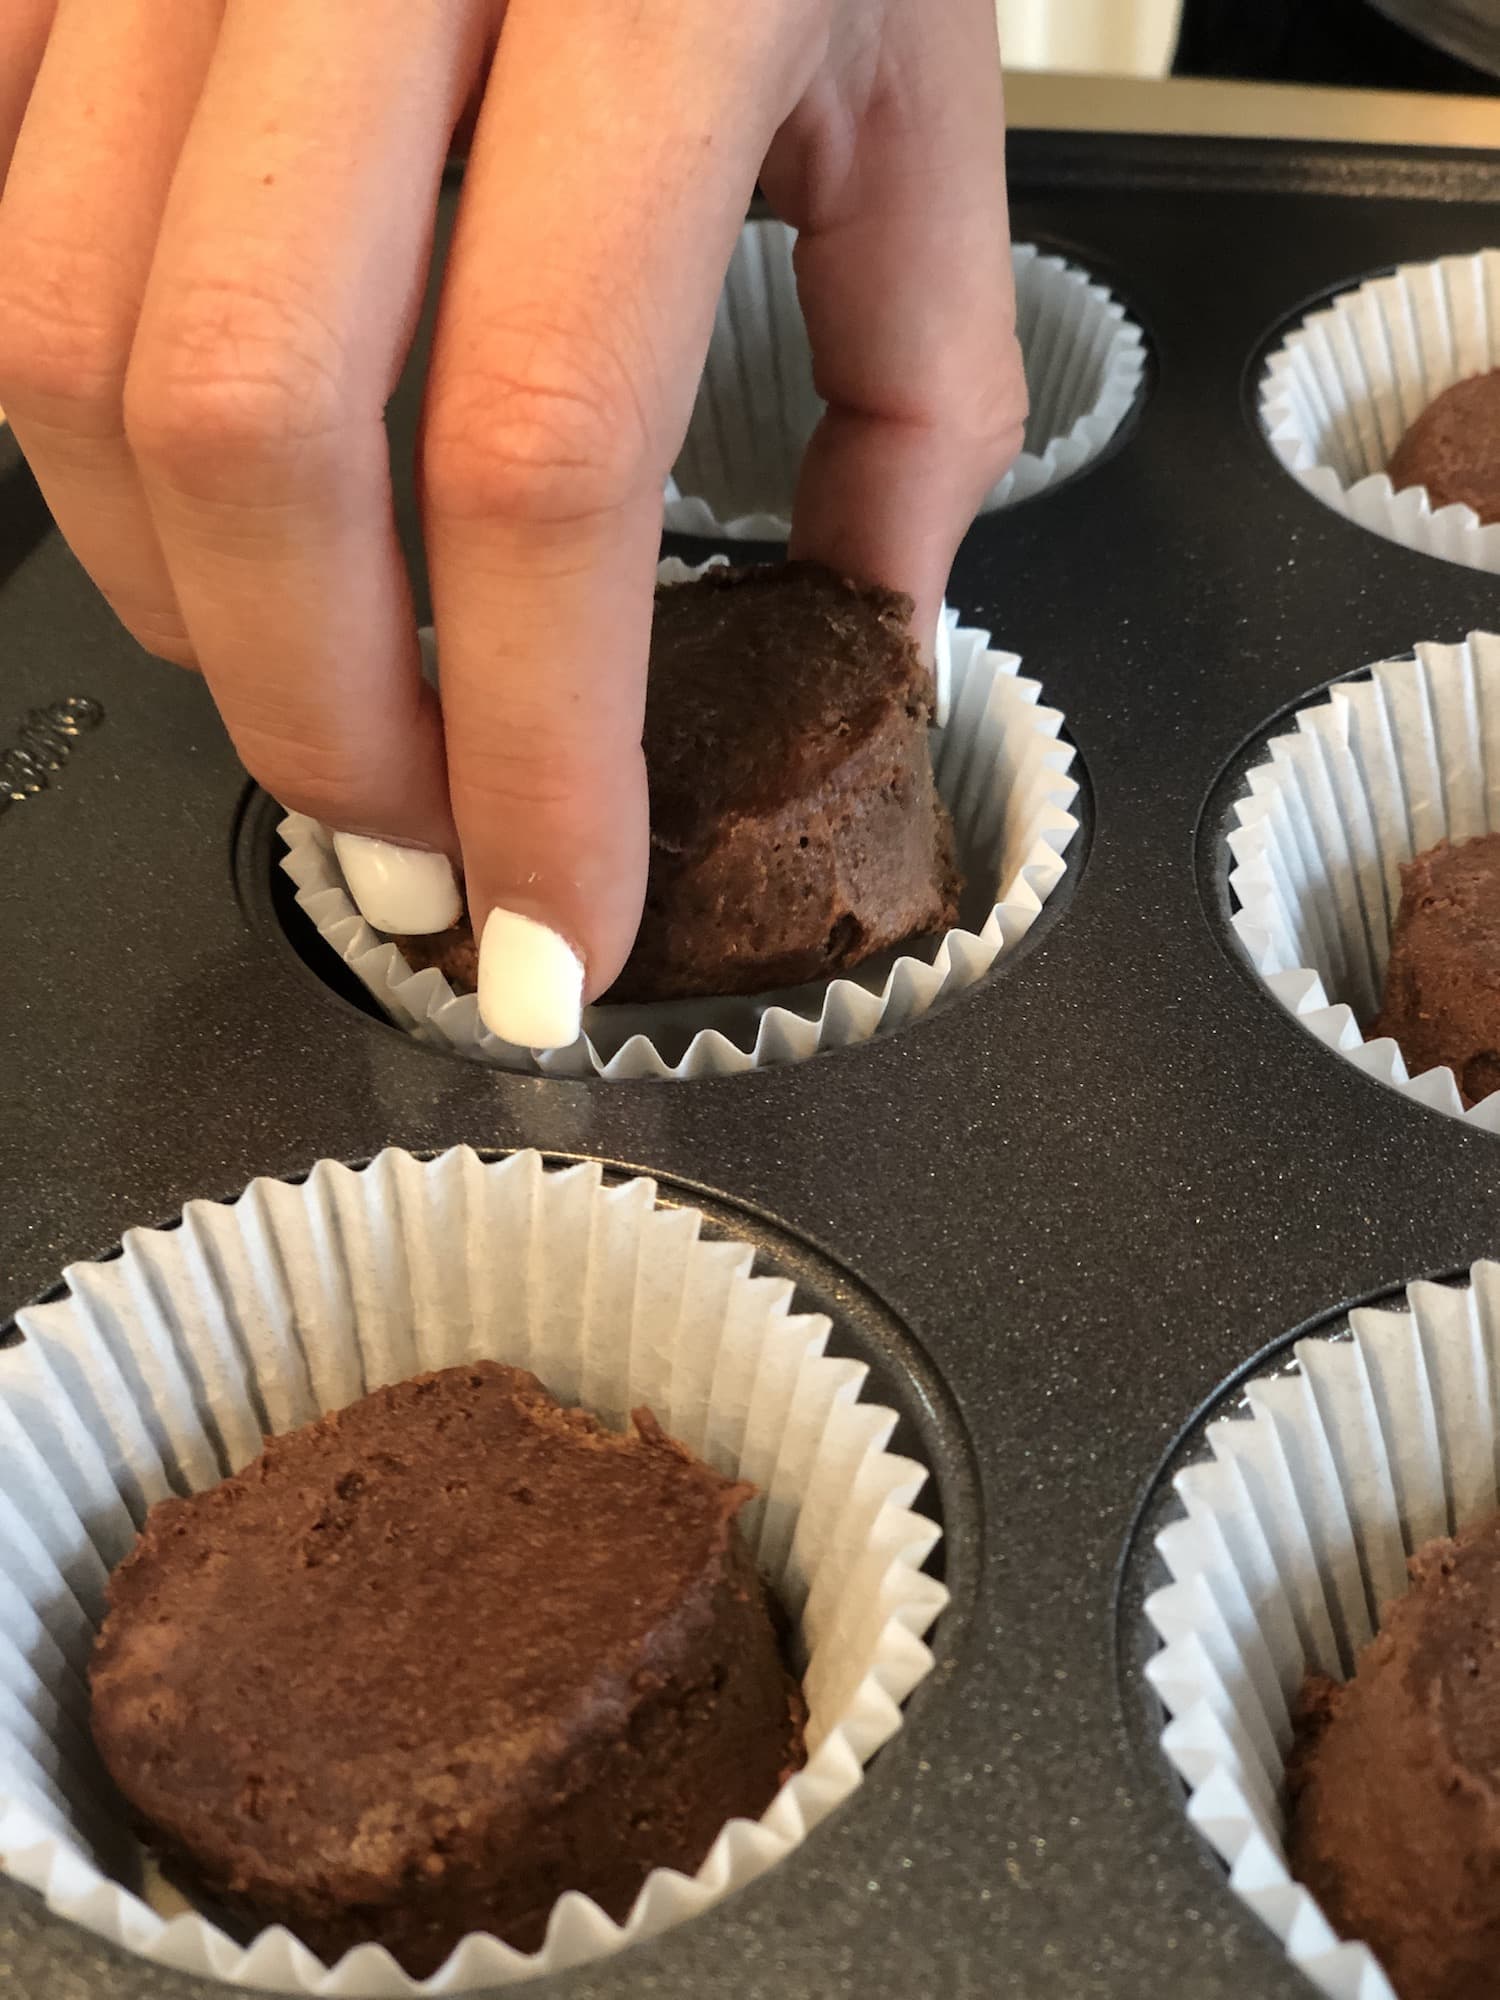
{"left": 0, "top": 0, "right": 1026, "bottom": 1045}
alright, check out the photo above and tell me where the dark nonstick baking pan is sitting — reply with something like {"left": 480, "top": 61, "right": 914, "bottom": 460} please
{"left": 4, "top": 126, "right": 1500, "bottom": 2000}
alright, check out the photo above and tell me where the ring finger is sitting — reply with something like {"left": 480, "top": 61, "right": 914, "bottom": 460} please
{"left": 0, "top": 0, "right": 222, "bottom": 664}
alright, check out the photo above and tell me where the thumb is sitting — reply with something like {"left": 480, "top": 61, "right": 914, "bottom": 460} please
{"left": 768, "top": 0, "right": 1025, "bottom": 646}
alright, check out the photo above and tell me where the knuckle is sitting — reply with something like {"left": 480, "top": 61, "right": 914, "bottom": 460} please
{"left": 932, "top": 333, "right": 1029, "bottom": 470}
{"left": 0, "top": 233, "right": 132, "bottom": 433}
{"left": 269, "top": 774, "right": 367, "bottom": 829}
{"left": 123, "top": 278, "right": 350, "bottom": 489}
{"left": 228, "top": 723, "right": 397, "bottom": 828}
{"left": 968, "top": 340, "right": 1030, "bottom": 464}
{"left": 424, "top": 316, "right": 651, "bottom": 526}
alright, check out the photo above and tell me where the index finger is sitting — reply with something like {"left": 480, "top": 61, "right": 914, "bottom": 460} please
{"left": 0, "top": 0, "right": 53, "bottom": 181}
{"left": 421, "top": 0, "right": 801, "bottom": 1046}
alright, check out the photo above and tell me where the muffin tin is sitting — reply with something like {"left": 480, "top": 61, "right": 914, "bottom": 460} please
{"left": 274, "top": 577, "right": 1083, "bottom": 1080}
{"left": 661, "top": 223, "right": 1148, "bottom": 536}
{"left": 6, "top": 126, "right": 1500, "bottom": 2000}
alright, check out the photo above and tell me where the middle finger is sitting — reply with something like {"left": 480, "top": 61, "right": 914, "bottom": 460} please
{"left": 122, "top": 0, "right": 485, "bottom": 850}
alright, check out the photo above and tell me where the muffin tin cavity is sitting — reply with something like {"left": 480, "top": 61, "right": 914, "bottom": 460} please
{"left": 1127, "top": 1263, "right": 1500, "bottom": 2000}
{"left": 1203, "top": 633, "right": 1500, "bottom": 1132}
{"left": 16, "top": 126, "right": 1500, "bottom": 2000}
{"left": 267, "top": 574, "right": 1085, "bottom": 1082}
{"left": 662, "top": 221, "right": 1149, "bottom": 539}
{"left": 0, "top": 1150, "right": 969, "bottom": 1995}
{"left": 1258, "top": 250, "right": 1500, "bottom": 574}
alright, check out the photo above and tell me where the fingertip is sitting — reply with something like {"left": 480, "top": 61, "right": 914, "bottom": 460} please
{"left": 788, "top": 403, "right": 992, "bottom": 652}
{"left": 476, "top": 905, "right": 585, "bottom": 1050}
{"left": 334, "top": 833, "right": 461, "bottom": 936}
{"left": 447, "top": 715, "right": 652, "bottom": 1027}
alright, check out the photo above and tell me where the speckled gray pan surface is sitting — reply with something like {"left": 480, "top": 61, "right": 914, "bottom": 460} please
{"left": 6, "top": 134, "right": 1500, "bottom": 2000}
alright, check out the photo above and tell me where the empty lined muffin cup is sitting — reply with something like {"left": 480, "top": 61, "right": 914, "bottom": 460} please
{"left": 1227, "top": 631, "right": 1500, "bottom": 1130}
{"left": 1145, "top": 1260, "right": 1500, "bottom": 2000}
{"left": 0, "top": 1147, "right": 946, "bottom": 1994}
{"left": 280, "top": 557, "right": 1080, "bottom": 1080}
{"left": 1259, "top": 249, "right": 1500, "bottom": 573}
{"left": 662, "top": 222, "right": 1147, "bottom": 539}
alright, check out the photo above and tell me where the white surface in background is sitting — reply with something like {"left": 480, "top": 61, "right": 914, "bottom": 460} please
{"left": 996, "top": 0, "right": 1182, "bottom": 75}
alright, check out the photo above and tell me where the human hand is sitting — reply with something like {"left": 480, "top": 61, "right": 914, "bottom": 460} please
{"left": 0, "top": 0, "right": 1025, "bottom": 1046}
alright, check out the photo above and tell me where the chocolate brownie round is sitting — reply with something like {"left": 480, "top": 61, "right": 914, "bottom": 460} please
{"left": 1369, "top": 832, "right": 1500, "bottom": 1107}
{"left": 1387, "top": 369, "right": 1500, "bottom": 524}
{"left": 400, "top": 560, "right": 961, "bottom": 1005}
{"left": 90, "top": 1363, "right": 806, "bottom": 1976}
{"left": 1287, "top": 1511, "right": 1500, "bottom": 2000}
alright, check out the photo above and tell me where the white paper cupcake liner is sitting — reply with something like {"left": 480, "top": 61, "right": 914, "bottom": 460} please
{"left": 1259, "top": 249, "right": 1500, "bottom": 574}
{"left": 1144, "top": 1260, "right": 1500, "bottom": 2000}
{"left": 279, "top": 558, "right": 1079, "bottom": 1080}
{"left": 1227, "top": 631, "right": 1500, "bottom": 1131}
{"left": 0, "top": 1147, "right": 947, "bottom": 1995}
{"left": 661, "top": 222, "right": 1146, "bottom": 539}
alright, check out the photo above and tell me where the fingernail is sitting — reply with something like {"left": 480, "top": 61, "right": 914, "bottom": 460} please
{"left": 478, "top": 908, "right": 584, "bottom": 1049}
{"left": 333, "top": 833, "right": 461, "bottom": 934}
{"left": 933, "top": 605, "right": 953, "bottom": 728}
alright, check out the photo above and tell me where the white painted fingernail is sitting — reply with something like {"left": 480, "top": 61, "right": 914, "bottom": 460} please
{"left": 333, "top": 833, "right": 461, "bottom": 934}
{"left": 478, "top": 908, "right": 584, "bottom": 1049}
{"left": 933, "top": 604, "right": 953, "bottom": 728}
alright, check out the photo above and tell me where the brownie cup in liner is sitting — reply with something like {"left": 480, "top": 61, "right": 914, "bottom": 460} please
{"left": 1143, "top": 1261, "right": 1500, "bottom": 2000}
{"left": 662, "top": 221, "right": 1146, "bottom": 540}
{"left": 279, "top": 558, "right": 1079, "bottom": 1080}
{"left": 0, "top": 1147, "right": 945, "bottom": 1994}
{"left": 1227, "top": 631, "right": 1500, "bottom": 1131}
{"left": 1260, "top": 250, "right": 1500, "bottom": 574}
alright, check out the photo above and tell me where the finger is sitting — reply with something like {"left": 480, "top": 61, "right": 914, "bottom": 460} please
{"left": 123, "top": 0, "right": 484, "bottom": 916}
{"left": 422, "top": 0, "right": 802, "bottom": 1045}
{"left": 0, "top": 0, "right": 55, "bottom": 186}
{"left": 0, "top": 0, "right": 220, "bottom": 664}
{"left": 765, "top": 0, "right": 1026, "bottom": 647}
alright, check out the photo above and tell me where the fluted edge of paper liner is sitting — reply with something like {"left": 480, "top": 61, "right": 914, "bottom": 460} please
{"left": 0, "top": 1148, "right": 948, "bottom": 1993}
{"left": 662, "top": 226, "right": 1146, "bottom": 539}
{"left": 278, "top": 558, "right": 1079, "bottom": 1079}
{"left": 1226, "top": 631, "right": 1500, "bottom": 1132}
{"left": 1258, "top": 249, "right": 1500, "bottom": 577}
{"left": 1142, "top": 1262, "right": 1500, "bottom": 1998}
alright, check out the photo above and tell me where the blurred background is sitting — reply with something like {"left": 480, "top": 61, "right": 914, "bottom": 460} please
{"left": 994, "top": 1, "right": 1500, "bottom": 137}
{"left": 996, "top": 0, "right": 1183, "bottom": 75}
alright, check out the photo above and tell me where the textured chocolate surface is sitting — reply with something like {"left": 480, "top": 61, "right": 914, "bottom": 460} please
{"left": 405, "top": 921, "right": 478, "bottom": 992}
{"left": 401, "top": 560, "right": 961, "bottom": 1005}
{"left": 90, "top": 1364, "right": 806, "bottom": 1977}
{"left": 1370, "top": 833, "right": 1500, "bottom": 1107}
{"left": 1287, "top": 1512, "right": 1500, "bottom": 2000}
{"left": 21, "top": 137, "right": 1500, "bottom": 2000}
{"left": 1388, "top": 369, "right": 1500, "bottom": 524}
